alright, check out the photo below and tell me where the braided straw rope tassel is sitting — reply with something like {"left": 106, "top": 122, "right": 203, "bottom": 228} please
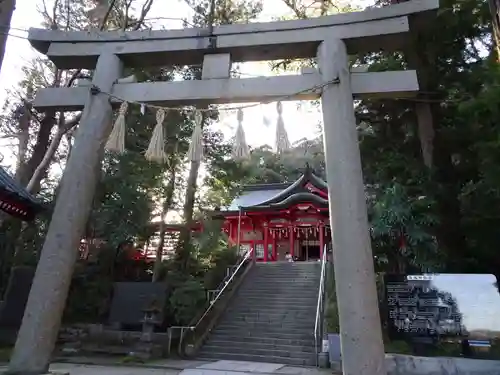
{"left": 188, "top": 111, "right": 204, "bottom": 162}
{"left": 275, "top": 101, "right": 291, "bottom": 154}
{"left": 232, "top": 108, "right": 250, "bottom": 160}
{"left": 145, "top": 109, "right": 167, "bottom": 163}
{"left": 105, "top": 101, "right": 128, "bottom": 153}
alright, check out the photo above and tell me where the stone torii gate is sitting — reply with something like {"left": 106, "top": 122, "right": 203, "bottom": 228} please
{"left": 8, "top": 1, "right": 438, "bottom": 374}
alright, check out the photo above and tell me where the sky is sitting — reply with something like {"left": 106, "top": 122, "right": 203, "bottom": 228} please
{"left": 0, "top": 0, "right": 373, "bottom": 169}
{"left": 426, "top": 274, "right": 500, "bottom": 333}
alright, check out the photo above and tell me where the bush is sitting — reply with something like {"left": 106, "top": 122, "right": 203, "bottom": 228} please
{"left": 169, "top": 277, "right": 207, "bottom": 325}
{"left": 203, "top": 246, "right": 238, "bottom": 290}
{"left": 324, "top": 299, "right": 340, "bottom": 333}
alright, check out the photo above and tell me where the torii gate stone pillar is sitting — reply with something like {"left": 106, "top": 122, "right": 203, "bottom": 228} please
{"left": 8, "top": 1, "right": 438, "bottom": 374}
{"left": 318, "top": 38, "right": 386, "bottom": 374}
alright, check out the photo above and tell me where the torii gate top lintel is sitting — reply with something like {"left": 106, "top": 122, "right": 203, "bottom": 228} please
{"left": 28, "top": 0, "right": 438, "bottom": 70}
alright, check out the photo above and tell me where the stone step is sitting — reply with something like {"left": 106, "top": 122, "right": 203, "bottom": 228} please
{"left": 254, "top": 264, "right": 320, "bottom": 269}
{"left": 235, "top": 293, "right": 317, "bottom": 299}
{"left": 240, "top": 278, "right": 319, "bottom": 283}
{"left": 235, "top": 293, "right": 317, "bottom": 301}
{"left": 223, "top": 311, "right": 316, "bottom": 319}
{"left": 222, "top": 312, "right": 316, "bottom": 320}
{"left": 225, "top": 305, "right": 316, "bottom": 314}
{"left": 201, "top": 344, "right": 315, "bottom": 359}
{"left": 227, "top": 304, "right": 316, "bottom": 312}
{"left": 229, "top": 302, "right": 316, "bottom": 310}
{"left": 207, "top": 334, "right": 315, "bottom": 347}
{"left": 217, "top": 322, "right": 315, "bottom": 331}
{"left": 250, "top": 268, "right": 319, "bottom": 272}
{"left": 197, "top": 351, "right": 316, "bottom": 366}
{"left": 208, "top": 330, "right": 314, "bottom": 344}
{"left": 247, "top": 270, "right": 318, "bottom": 275}
{"left": 249, "top": 277, "right": 319, "bottom": 280}
{"left": 214, "top": 324, "right": 313, "bottom": 336}
{"left": 236, "top": 291, "right": 317, "bottom": 296}
{"left": 236, "top": 290, "right": 317, "bottom": 296}
{"left": 220, "top": 316, "right": 315, "bottom": 325}
{"left": 231, "top": 302, "right": 316, "bottom": 308}
{"left": 251, "top": 268, "right": 319, "bottom": 272}
{"left": 233, "top": 295, "right": 317, "bottom": 303}
{"left": 246, "top": 280, "right": 318, "bottom": 284}
{"left": 204, "top": 339, "right": 316, "bottom": 353}
{"left": 198, "top": 262, "right": 320, "bottom": 366}
{"left": 250, "top": 271, "right": 319, "bottom": 274}
{"left": 238, "top": 284, "right": 319, "bottom": 291}
{"left": 220, "top": 319, "right": 314, "bottom": 327}
{"left": 238, "top": 276, "right": 319, "bottom": 289}
{"left": 221, "top": 319, "right": 314, "bottom": 330}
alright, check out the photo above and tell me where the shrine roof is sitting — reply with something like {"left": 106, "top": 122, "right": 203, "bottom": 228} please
{"left": 223, "top": 165, "right": 328, "bottom": 213}
{"left": 0, "top": 167, "right": 44, "bottom": 221}
{"left": 226, "top": 183, "right": 292, "bottom": 211}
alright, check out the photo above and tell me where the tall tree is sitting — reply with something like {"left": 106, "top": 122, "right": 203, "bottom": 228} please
{"left": 3, "top": 2, "right": 162, "bottom": 373}
{"left": 0, "top": 0, "right": 15, "bottom": 73}
{"left": 174, "top": 0, "right": 263, "bottom": 269}
{"left": 0, "top": 0, "right": 158, "bottom": 288}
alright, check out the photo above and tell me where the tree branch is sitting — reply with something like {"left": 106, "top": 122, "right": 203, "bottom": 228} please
{"left": 26, "top": 112, "right": 82, "bottom": 193}
{"left": 132, "top": 0, "right": 155, "bottom": 30}
{"left": 66, "top": 0, "right": 119, "bottom": 88}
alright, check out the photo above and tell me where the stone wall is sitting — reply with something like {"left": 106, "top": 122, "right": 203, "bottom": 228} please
{"left": 386, "top": 354, "right": 500, "bottom": 375}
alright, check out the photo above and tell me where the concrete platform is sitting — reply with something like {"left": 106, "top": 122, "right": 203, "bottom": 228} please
{"left": 4, "top": 356, "right": 499, "bottom": 375}
{"left": 0, "top": 359, "right": 333, "bottom": 375}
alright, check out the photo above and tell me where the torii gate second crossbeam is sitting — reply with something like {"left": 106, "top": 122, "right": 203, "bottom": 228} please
{"left": 7, "top": 1, "right": 438, "bottom": 375}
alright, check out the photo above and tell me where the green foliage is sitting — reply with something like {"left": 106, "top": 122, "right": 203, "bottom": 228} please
{"left": 369, "top": 183, "right": 440, "bottom": 273}
{"left": 203, "top": 246, "right": 239, "bottom": 291}
{"left": 185, "top": 0, "right": 263, "bottom": 26}
{"left": 144, "top": 217, "right": 240, "bottom": 326}
{"left": 169, "top": 277, "right": 207, "bottom": 325}
{"left": 325, "top": 265, "right": 339, "bottom": 333}
{"left": 5, "top": 0, "right": 500, "bottom": 343}
{"left": 64, "top": 260, "right": 114, "bottom": 323}
{"left": 384, "top": 340, "right": 413, "bottom": 355}
{"left": 0, "top": 347, "right": 11, "bottom": 362}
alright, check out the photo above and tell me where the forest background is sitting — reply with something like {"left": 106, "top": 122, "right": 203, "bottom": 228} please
{"left": 0, "top": 0, "right": 498, "bottom": 328}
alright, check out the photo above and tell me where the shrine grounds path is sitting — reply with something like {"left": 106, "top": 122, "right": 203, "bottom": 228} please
{"left": 0, "top": 359, "right": 337, "bottom": 375}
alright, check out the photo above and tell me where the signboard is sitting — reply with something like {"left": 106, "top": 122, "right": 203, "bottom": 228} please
{"left": 108, "top": 282, "right": 168, "bottom": 327}
{"left": 384, "top": 274, "right": 500, "bottom": 343}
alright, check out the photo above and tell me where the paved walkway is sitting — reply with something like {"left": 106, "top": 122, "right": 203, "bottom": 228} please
{"left": 0, "top": 359, "right": 334, "bottom": 375}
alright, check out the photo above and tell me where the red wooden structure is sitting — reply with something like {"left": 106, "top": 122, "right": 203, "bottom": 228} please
{"left": 0, "top": 167, "right": 43, "bottom": 221}
{"left": 215, "top": 165, "right": 331, "bottom": 262}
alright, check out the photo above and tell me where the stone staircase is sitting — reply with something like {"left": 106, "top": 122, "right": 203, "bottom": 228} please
{"left": 198, "top": 262, "right": 321, "bottom": 366}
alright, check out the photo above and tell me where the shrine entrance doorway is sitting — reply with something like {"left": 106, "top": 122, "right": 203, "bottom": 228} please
{"left": 300, "top": 240, "right": 321, "bottom": 261}
{"left": 276, "top": 240, "right": 289, "bottom": 261}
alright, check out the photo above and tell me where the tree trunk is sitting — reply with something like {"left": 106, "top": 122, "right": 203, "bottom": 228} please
{"left": 152, "top": 165, "right": 177, "bottom": 282}
{"left": 26, "top": 127, "right": 65, "bottom": 193}
{"left": 432, "top": 125, "right": 469, "bottom": 271}
{"left": 15, "top": 104, "right": 31, "bottom": 182}
{"left": 0, "top": 0, "right": 16, "bottom": 74}
{"left": 183, "top": 160, "right": 200, "bottom": 225}
{"left": 405, "top": 15, "right": 469, "bottom": 265}
{"left": 176, "top": 159, "right": 201, "bottom": 269}
{"left": 19, "top": 110, "right": 57, "bottom": 188}
{"left": 489, "top": 0, "right": 500, "bottom": 61}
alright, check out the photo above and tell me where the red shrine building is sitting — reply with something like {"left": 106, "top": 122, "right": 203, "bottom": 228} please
{"left": 216, "top": 166, "right": 332, "bottom": 262}
{"left": 0, "top": 167, "right": 43, "bottom": 221}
